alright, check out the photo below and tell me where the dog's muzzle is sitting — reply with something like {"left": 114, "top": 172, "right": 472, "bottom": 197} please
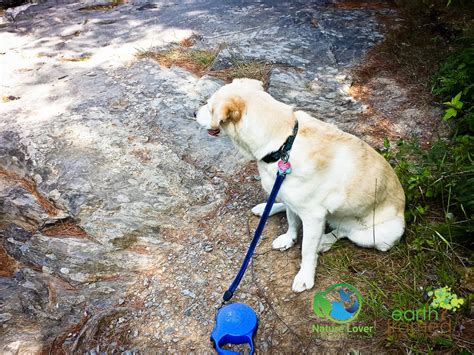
{"left": 208, "top": 128, "right": 220, "bottom": 136}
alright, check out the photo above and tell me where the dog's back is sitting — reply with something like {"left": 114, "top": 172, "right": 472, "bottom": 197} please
{"left": 293, "top": 110, "right": 406, "bottom": 250}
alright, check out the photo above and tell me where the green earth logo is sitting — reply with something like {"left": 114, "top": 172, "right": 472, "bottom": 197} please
{"left": 313, "top": 283, "right": 362, "bottom": 323}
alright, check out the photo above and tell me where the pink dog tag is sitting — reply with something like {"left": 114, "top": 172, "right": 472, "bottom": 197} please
{"left": 278, "top": 160, "right": 292, "bottom": 174}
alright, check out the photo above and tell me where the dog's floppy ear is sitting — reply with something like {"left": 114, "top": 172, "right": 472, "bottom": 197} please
{"left": 210, "top": 95, "right": 245, "bottom": 129}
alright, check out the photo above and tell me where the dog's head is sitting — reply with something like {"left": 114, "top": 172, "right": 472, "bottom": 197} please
{"left": 195, "top": 78, "right": 264, "bottom": 136}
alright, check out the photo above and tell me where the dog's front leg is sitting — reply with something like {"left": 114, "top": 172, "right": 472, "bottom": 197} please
{"left": 251, "top": 202, "right": 286, "bottom": 217}
{"left": 272, "top": 207, "right": 301, "bottom": 250}
{"left": 292, "top": 213, "right": 325, "bottom": 292}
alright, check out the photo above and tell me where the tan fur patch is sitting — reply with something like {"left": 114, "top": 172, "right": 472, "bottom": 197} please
{"left": 212, "top": 95, "right": 246, "bottom": 128}
{"left": 299, "top": 127, "right": 313, "bottom": 136}
{"left": 221, "top": 96, "right": 245, "bottom": 122}
{"left": 309, "top": 148, "right": 331, "bottom": 172}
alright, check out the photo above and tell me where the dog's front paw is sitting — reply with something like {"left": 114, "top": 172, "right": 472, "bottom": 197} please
{"left": 251, "top": 203, "right": 266, "bottom": 217}
{"left": 272, "top": 233, "right": 296, "bottom": 251}
{"left": 292, "top": 269, "right": 315, "bottom": 293}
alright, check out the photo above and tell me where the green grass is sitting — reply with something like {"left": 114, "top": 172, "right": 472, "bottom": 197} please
{"left": 318, "top": 226, "right": 470, "bottom": 352}
{"left": 324, "top": 136, "right": 472, "bottom": 351}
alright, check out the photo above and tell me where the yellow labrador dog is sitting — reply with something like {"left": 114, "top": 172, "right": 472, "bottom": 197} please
{"left": 195, "top": 78, "right": 405, "bottom": 292}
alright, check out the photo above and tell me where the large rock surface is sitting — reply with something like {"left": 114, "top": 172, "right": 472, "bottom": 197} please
{"left": 0, "top": 0, "right": 407, "bottom": 353}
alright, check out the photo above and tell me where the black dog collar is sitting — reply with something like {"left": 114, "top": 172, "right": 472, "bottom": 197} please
{"left": 261, "top": 120, "right": 299, "bottom": 163}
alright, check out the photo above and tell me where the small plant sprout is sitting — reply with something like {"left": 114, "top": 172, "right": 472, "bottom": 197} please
{"left": 428, "top": 286, "right": 465, "bottom": 312}
{"left": 443, "top": 91, "right": 463, "bottom": 121}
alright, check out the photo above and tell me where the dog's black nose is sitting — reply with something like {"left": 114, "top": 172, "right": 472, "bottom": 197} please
{"left": 193, "top": 111, "right": 197, "bottom": 118}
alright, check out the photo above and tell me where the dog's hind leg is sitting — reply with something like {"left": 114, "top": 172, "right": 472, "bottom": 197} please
{"left": 317, "top": 231, "right": 342, "bottom": 253}
{"left": 251, "top": 202, "right": 286, "bottom": 217}
{"left": 272, "top": 207, "right": 301, "bottom": 250}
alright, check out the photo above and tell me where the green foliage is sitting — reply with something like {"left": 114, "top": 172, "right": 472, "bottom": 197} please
{"left": 361, "top": 4, "right": 473, "bottom": 353}
{"left": 442, "top": 91, "right": 463, "bottom": 120}
{"left": 433, "top": 43, "right": 474, "bottom": 135}
{"left": 377, "top": 40, "right": 473, "bottom": 355}
{"left": 381, "top": 37, "right": 474, "bottom": 244}
{"left": 428, "top": 286, "right": 465, "bottom": 311}
{"left": 376, "top": 133, "right": 471, "bottom": 351}
{"left": 432, "top": 47, "right": 474, "bottom": 102}
{"left": 382, "top": 136, "right": 474, "bottom": 238}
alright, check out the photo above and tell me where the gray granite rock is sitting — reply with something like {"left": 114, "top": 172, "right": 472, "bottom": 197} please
{"left": 0, "top": 0, "right": 398, "bottom": 353}
{"left": 5, "top": 3, "right": 37, "bottom": 22}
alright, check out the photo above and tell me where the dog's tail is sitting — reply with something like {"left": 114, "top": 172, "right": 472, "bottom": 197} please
{"left": 348, "top": 216, "right": 405, "bottom": 252}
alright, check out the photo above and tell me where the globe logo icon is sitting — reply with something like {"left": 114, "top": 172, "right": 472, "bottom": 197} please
{"left": 313, "top": 283, "right": 362, "bottom": 323}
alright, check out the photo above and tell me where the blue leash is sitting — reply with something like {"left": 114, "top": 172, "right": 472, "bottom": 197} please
{"left": 211, "top": 168, "right": 289, "bottom": 355}
{"left": 223, "top": 170, "right": 287, "bottom": 302}
{"left": 211, "top": 120, "right": 298, "bottom": 354}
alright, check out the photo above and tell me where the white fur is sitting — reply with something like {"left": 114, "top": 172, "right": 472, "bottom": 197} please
{"left": 195, "top": 79, "right": 406, "bottom": 293}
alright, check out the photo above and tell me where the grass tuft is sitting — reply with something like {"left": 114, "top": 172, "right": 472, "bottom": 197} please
{"left": 211, "top": 59, "right": 275, "bottom": 89}
{"left": 137, "top": 40, "right": 278, "bottom": 88}
{"left": 78, "top": 0, "right": 125, "bottom": 11}
{"left": 136, "top": 46, "right": 218, "bottom": 76}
